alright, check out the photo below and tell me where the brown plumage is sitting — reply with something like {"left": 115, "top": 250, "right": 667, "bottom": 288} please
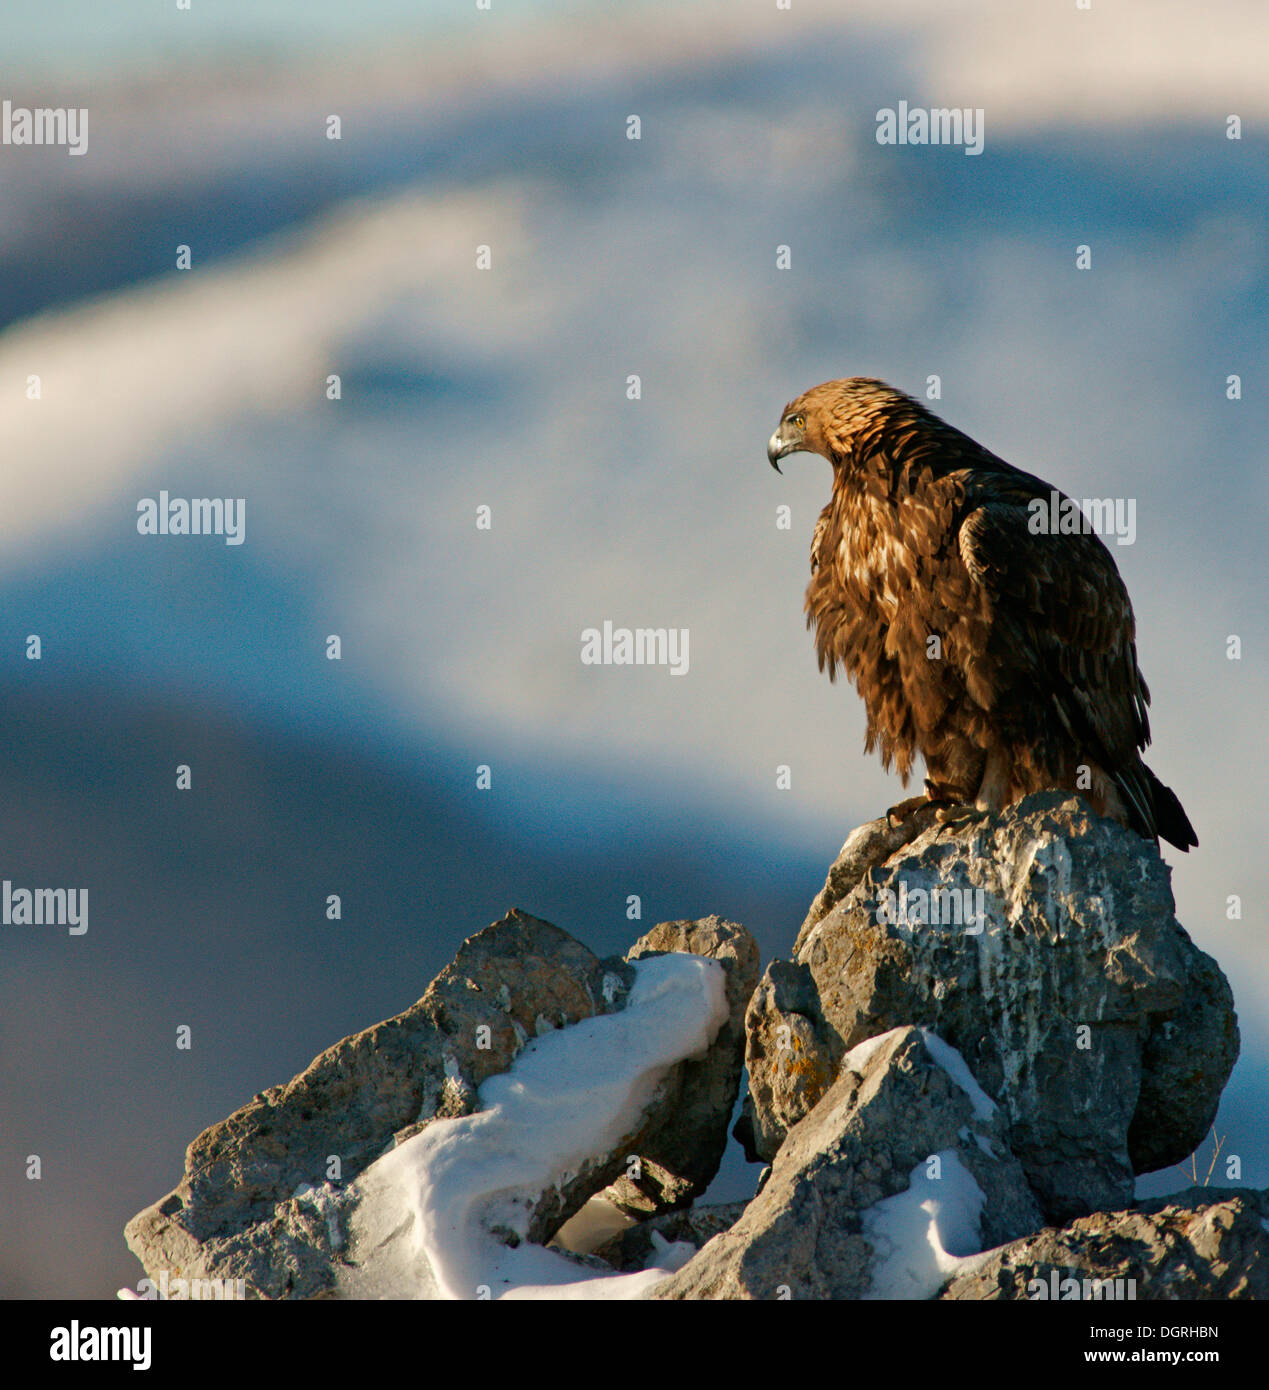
{"left": 767, "top": 377, "right": 1196, "bottom": 850}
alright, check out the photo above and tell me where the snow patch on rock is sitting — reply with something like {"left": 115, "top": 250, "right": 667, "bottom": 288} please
{"left": 342, "top": 951, "right": 728, "bottom": 1300}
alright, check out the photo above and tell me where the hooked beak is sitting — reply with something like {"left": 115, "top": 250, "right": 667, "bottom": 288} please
{"left": 767, "top": 425, "right": 802, "bottom": 473}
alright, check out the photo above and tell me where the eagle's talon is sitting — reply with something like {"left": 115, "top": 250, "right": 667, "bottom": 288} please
{"left": 886, "top": 795, "right": 962, "bottom": 830}
{"left": 933, "top": 804, "right": 992, "bottom": 831}
{"left": 886, "top": 795, "right": 935, "bottom": 828}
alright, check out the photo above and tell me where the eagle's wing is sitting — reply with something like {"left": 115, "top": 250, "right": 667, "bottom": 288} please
{"left": 954, "top": 478, "right": 1153, "bottom": 821}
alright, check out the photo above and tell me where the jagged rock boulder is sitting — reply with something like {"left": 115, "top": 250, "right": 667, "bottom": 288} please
{"left": 125, "top": 909, "right": 756, "bottom": 1299}
{"left": 940, "top": 1188, "right": 1269, "bottom": 1300}
{"left": 651, "top": 1026, "right": 1043, "bottom": 1300}
{"left": 738, "top": 794, "right": 1239, "bottom": 1223}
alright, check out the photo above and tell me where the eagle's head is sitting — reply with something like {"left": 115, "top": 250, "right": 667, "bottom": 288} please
{"left": 767, "top": 377, "right": 916, "bottom": 472}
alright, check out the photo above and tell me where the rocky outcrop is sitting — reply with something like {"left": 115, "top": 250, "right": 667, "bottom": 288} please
{"left": 940, "top": 1188, "right": 1269, "bottom": 1300}
{"left": 125, "top": 909, "right": 756, "bottom": 1299}
{"left": 122, "top": 794, "right": 1251, "bottom": 1301}
{"left": 738, "top": 794, "right": 1239, "bottom": 1222}
{"left": 651, "top": 1026, "right": 1043, "bottom": 1300}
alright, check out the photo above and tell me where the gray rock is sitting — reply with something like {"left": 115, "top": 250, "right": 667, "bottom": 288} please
{"left": 733, "top": 958, "right": 839, "bottom": 1163}
{"left": 741, "top": 794, "right": 1239, "bottom": 1222}
{"left": 591, "top": 1201, "right": 750, "bottom": 1273}
{"left": 125, "top": 908, "right": 755, "bottom": 1299}
{"left": 939, "top": 1187, "right": 1269, "bottom": 1300}
{"left": 651, "top": 1026, "right": 1043, "bottom": 1300}
{"left": 794, "top": 805, "right": 940, "bottom": 954}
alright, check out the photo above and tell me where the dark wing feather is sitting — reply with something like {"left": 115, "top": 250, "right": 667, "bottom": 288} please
{"left": 955, "top": 477, "right": 1153, "bottom": 809}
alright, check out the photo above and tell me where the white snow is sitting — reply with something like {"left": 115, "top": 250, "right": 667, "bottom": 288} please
{"left": 843, "top": 1029, "right": 997, "bottom": 1126}
{"left": 956, "top": 1123, "right": 998, "bottom": 1161}
{"left": 918, "top": 1029, "right": 998, "bottom": 1119}
{"left": 861, "top": 1149, "right": 994, "bottom": 1299}
{"left": 842, "top": 1031, "right": 1001, "bottom": 1298}
{"left": 343, "top": 951, "right": 727, "bottom": 1300}
{"left": 644, "top": 1233, "right": 698, "bottom": 1274}
{"left": 842, "top": 1029, "right": 902, "bottom": 1076}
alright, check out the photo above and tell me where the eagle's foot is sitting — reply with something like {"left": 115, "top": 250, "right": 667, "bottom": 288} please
{"left": 885, "top": 796, "right": 963, "bottom": 830}
{"left": 885, "top": 795, "right": 937, "bottom": 828}
{"left": 887, "top": 778, "right": 973, "bottom": 829}
{"left": 933, "top": 803, "right": 992, "bottom": 832}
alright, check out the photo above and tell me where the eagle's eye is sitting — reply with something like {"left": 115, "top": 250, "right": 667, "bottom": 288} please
{"left": 790, "top": 413, "right": 806, "bottom": 431}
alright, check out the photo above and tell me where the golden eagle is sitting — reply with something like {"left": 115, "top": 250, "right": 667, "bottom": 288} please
{"left": 767, "top": 377, "right": 1197, "bottom": 850}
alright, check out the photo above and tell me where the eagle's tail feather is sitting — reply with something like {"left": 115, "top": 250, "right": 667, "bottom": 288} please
{"left": 1111, "top": 763, "right": 1155, "bottom": 842}
{"left": 1120, "top": 761, "right": 1198, "bottom": 852}
{"left": 1144, "top": 764, "right": 1198, "bottom": 851}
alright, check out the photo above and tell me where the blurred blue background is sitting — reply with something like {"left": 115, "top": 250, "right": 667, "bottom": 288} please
{"left": 1, "top": 0, "right": 1265, "bottom": 1297}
